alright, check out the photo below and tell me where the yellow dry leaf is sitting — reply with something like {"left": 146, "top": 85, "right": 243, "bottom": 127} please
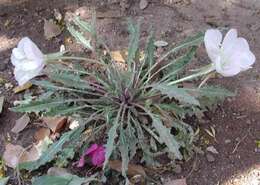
{"left": 13, "top": 82, "right": 32, "bottom": 93}
{"left": 111, "top": 50, "right": 126, "bottom": 63}
{"left": 0, "top": 158, "right": 5, "bottom": 178}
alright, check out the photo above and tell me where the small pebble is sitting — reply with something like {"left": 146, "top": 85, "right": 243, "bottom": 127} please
{"left": 225, "top": 139, "right": 231, "bottom": 144}
{"left": 254, "top": 148, "right": 260, "bottom": 153}
{"left": 246, "top": 119, "right": 251, "bottom": 124}
{"left": 206, "top": 154, "right": 215, "bottom": 162}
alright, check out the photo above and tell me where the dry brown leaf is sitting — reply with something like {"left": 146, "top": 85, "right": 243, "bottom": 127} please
{"left": 3, "top": 144, "right": 25, "bottom": 168}
{"left": 11, "top": 114, "right": 30, "bottom": 134}
{"left": 13, "top": 82, "right": 32, "bottom": 93}
{"left": 140, "top": 0, "right": 149, "bottom": 10}
{"left": 34, "top": 128, "right": 51, "bottom": 142}
{"left": 111, "top": 50, "right": 126, "bottom": 63}
{"left": 42, "top": 117, "right": 67, "bottom": 133}
{"left": 164, "top": 178, "right": 187, "bottom": 185}
{"left": 44, "top": 19, "right": 62, "bottom": 40}
{"left": 109, "top": 160, "right": 146, "bottom": 177}
{"left": 20, "top": 145, "right": 40, "bottom": 162}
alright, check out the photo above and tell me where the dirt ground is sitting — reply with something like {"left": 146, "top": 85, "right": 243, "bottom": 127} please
{"left": 0, "top": 0, "right": 260, "bottom": 185}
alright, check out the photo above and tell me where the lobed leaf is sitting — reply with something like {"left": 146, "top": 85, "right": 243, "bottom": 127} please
{"left": 152, "top": 84, "right": 200, "bottom": 105}
{"left": 19, "top": 127, "right": 84, "bottom": 171}
{"left": 151, "top": 115, "right": 182, "bottom": 160}
{"left": 67, "top": 26, "right": 93, "bottom": 51}
{"left": 185, "top": 86, "right": 235, "bottom": 98}
{"left": 32, "top": 175, "right": 85, "bottom": 185}
{"left": 127, "top": 19, "right": 140, "bottom": 70}
{"left": 11, "top": 98, "right": 77, "bottom": 113}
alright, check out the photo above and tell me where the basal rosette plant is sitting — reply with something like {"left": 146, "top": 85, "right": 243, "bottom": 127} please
{"left": 10, "top": 16, "right": 255, "bottom": 184}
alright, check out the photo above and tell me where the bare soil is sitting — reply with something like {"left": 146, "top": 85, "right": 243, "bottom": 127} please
{"left": 0, "top": 0, "right": 260, "bottom": 185}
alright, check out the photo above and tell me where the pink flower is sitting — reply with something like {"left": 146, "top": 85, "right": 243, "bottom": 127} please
{"left": 76, "top": 144, "right": 105, "bottom": 167}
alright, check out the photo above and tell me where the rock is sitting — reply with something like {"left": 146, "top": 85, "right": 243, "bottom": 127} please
{"left": 139, "top": 0, "right": 149, "bottom": 10}
{"left": 206, "top": 154, "right": 215, "bottom": 162}
{"left": 246, "top": 119, "right": 251, "bottom": 124}
{"left": 206, "top": 146, "right": 219, "bottom": 154}
{"left": 225, "top": 139, "right": 231, "bottom": 144}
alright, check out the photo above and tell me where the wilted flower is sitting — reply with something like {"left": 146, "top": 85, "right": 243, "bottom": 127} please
{"left": 11, "top": 37, "right": 45, "bottom": 86}
{"left": 76, "top": 144, "right": 105, "bottom": 167}
{"left": 204, "top": 29, "right": 255, "bottom": 77}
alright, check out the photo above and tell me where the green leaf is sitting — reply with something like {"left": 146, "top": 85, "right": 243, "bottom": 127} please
{"left": 32, "top": 80, "right": 90, "bottom": 94}
{"left": 32, "top": 175, "right": 85, "bottom": 185}
{"left": 103, "top": 121, "right": 119, "bottom": 170}
{"left": 152, "top": 84, "right": 200, "bottom": 106}
{"left": 0, "top": 177, "right": 9, "bottom": 185}
{"left": 45, "top": 105, "right": 90, "bottom": 117}
{"left": 11, "top": 98, "right": 77, "bottom": 113}
{"left": 162, "top": 46, "right": 197, "bottom": 81}
{"left": 103, "top": 107, "right": 123, "bottom": 170}
{"left": 151, "top": 115, "right": 182, "bottom": 160}
{"left": 159, "top": 32, "right": 203, "bottom": 62}
{"left": 73, "top": 16, "right": 94, "bottom": 34}
{"left": 55, "top": 147, "right": 75, "bottom": 167}
{"left": 185, "top": 86, "right": 235, "bottom": 98}
{"left": 19, "top": 127, "right": 84, "bottom": 171}
{"left": 145, "top": 30, "right": 155, "bottom": 67}
{"left": 67, "top": 26, "right": 93, "bottom": 51}
{"left": 157, "top": 103, "right": 185, "bottom": 116}
{"left": 48, "top": 72, "right": 91, "bottom": 90}
{"left": 127, "top": 19, "right": 140, "bottom": 70}
{"left": 119, "top": 128, "right": 129, "bottom": 179}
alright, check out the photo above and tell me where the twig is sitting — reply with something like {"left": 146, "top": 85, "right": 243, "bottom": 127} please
{"left": 232, "top": 133, "right": 248, "bottom": 154}
{"left": 186, "top": 153, "right": 198, "bottom": 178}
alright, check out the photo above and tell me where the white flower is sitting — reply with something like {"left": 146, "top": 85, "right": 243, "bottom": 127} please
{"left": 204, "top": 29, "right": 255, "bottom": 77}
{"left": 11, "top": 37, "right": 45, "bottom": 86}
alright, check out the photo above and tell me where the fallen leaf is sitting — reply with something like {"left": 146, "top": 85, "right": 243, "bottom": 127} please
{"left": 111, "top": 50, "right": 126, "bottom": 63}
{"left": 154, "top": 40, "right": 168, "bottom": 47}
{"left": 0, "top": 177, "right": 9, "bottom": 185}
{"left": 20, "top": 145, "right": 40, "bottom": 162}
{"left": 34, "top": 128, "right": 51, "bottom": 142}
{"left": 13, "top": 82, "right": 32, "bottom": 93}
{"left": 44, "top": 19, "right": 62, "bottom": 40}
{"left": 0, "top": 96, "right": 4, "bottom": 114}
{"left": 109, "top": 160, "right": 146, "bottom": 177}
{"left": 139, "top": 0, "right": 149, "bottom": 10}
{"left": 11, "top": 114, "right": 30, "bottom": 134}
{"left": 206, "top": 146, "right": 219, "bottom": 154}
{"left": 0, "top": 159, "right": 5, "bottom": 178}
{"left": 42, "top": 117, "right": 67, "bottom": 133}
{"left": 20, "top": 137, "right": 53, "bottom": 164}
{"left": 164, "top": 178, "right": 187, "bottom": 185}
{"left": 3, "top": 144, "right": 25, "bottom": 168}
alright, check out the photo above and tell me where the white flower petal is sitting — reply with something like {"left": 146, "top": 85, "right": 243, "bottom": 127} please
{"left": 20, "top": 37, "right": 44, "bottom": 62}
{"left": 14, "top": 66, "right": 44, "bottom": 86}
{"left": 204, "top": 29, "right": 222, "bottom": 63}
{"left": 222, "top": 29, "right": 238, "bottom": 51}
{"left": 11, "top": 37, "right": 45, "bottom": 85}
{"left": 230, "top": 50, "right": 255, "bottom": 71}
{"left": 215, "top": 58, "right": 241, "bottom": 77}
